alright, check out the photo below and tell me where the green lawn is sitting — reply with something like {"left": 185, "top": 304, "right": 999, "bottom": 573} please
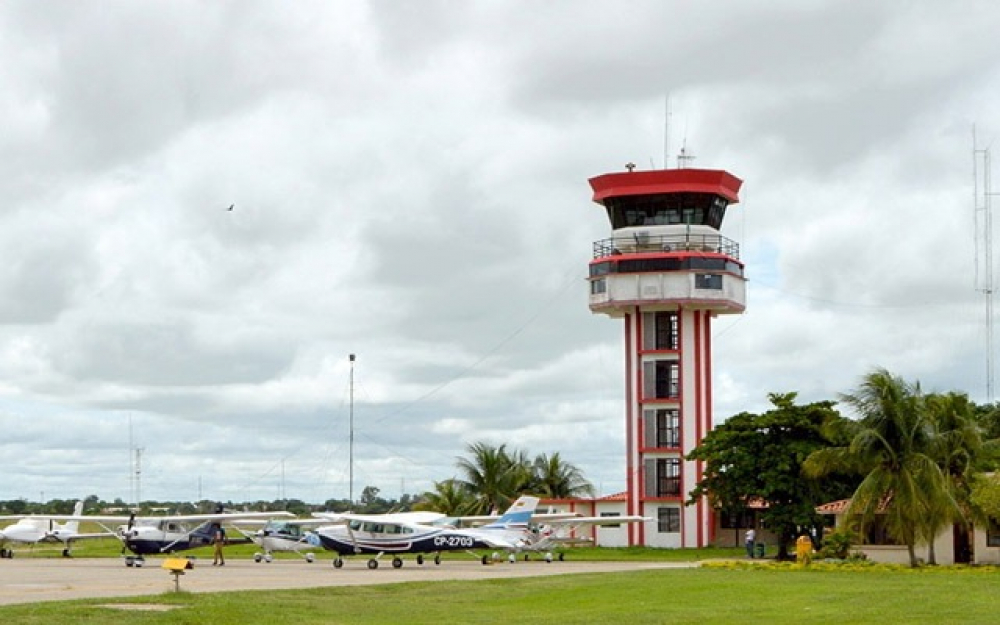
{"left": 2, "top": 564, "right": 999, "bottom": 624}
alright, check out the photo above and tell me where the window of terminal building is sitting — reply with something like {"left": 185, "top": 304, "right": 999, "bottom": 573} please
{"left": 988, "top": 520, "right": 1000, "bottom": 547}
{"left": 658, "top": 507, "right": 681, "bottom": 533}
{"left": 599, "top": 512, "right": 622, "bottom": 528}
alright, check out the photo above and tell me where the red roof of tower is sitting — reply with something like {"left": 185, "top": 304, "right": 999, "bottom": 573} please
{"left": 588, "top": 168, "right": 743, "bottom": 205}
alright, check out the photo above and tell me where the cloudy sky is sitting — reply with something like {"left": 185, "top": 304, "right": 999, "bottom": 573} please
{"left": 3, "top": 0, "right": 1000, "bottom": 505}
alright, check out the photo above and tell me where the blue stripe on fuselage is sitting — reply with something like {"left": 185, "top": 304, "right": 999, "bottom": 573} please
{"left": 317, "top": 530, "right": 491, "bottom": 555}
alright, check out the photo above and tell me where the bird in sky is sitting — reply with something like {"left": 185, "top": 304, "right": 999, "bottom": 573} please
{"left": 226, "top": 204, "right": 234, "bottom": 211}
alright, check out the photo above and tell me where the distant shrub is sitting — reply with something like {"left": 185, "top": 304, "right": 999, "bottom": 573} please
{"left": 818, "top": 528, "right": 856, "bottom": 560}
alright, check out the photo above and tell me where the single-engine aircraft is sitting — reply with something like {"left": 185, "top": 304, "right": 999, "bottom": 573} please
{"left": 74, "top": 508, "right": 295, "bottom": 566}
{"left": 313, "top": 495, "right": 547, "bottom": 569}
{"left": 235, "top": 510, "right": 457, "bottom": 564}
{"left": 0, "top": 501, "right": 112, "bottom": 558}
{"left": 515, "top": 511, "right": 652, "bottom": 561}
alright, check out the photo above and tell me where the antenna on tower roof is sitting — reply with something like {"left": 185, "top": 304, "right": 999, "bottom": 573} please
{"left": 676, "top": 117, "right": 695, "bottom": 169}
{"left": 664, "top": 94, "right": 671, "bottom": 170}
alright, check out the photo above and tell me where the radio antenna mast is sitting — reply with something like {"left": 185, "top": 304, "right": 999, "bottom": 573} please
{"left": 974, "top": 126, "right": 995, "bottom": 403}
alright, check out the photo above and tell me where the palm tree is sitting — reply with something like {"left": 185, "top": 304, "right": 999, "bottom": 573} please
{"left": 414, "top": 479, "right": 477, "bottom": 516}
{"left": 805, "top": 368, "right": 956, "bottom": 567}
{"left": 530, "top": 452, "right": 596, "bottom": 499}
{"left": 924, "top": 392, "right": 992, "bottom": 563}
{"left": 455, "top": 442, "right": 532, "bottom": 514}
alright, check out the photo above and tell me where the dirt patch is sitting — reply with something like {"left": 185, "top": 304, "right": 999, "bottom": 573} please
{"left": 95, "top": 603, "right": 183, "bottom": 611}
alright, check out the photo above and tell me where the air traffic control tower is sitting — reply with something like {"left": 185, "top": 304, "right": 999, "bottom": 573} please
{"left": 587, "top": 166, "right": 745, "bottom": 548}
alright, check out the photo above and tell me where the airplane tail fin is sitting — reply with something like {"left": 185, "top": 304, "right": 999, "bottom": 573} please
{"left": 483, "top": 496, "right": 539, "bottom": 529}
{"left": 64, "top": 501, "right": 84, "bottom": 534}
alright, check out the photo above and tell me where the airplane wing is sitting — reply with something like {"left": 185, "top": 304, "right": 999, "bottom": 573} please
{"left": 312, "top": 511, "right": 447, "bottom": 525}
{"left": 447, "top": 511, "right": 582, "bottom": 527}
{"left": 66, "top": 511, "right": 296, "bottom": 524}
{"left": 232, "top": 518, "right": 328, "bottom": 528}
{"left": 545, "top": 515, "right": 652, "bottom": 527}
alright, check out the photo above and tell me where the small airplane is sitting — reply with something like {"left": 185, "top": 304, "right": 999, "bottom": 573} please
{"left": 0, "top": 501, "right": 113, "bottom": 558}
{"left": 234, "top": 510, "right": 457, "bottom": 564}
{"left": 312, "top": 495, "right": 550, "bottom": 569}
{"left": 74, "top": 508, "right": 295, "bottom": 567}
{"left": 516, "top": 511, "right": 653, "bottom": 561}
{"left": 230, "top": 518, "right": 327, "bottom": 563}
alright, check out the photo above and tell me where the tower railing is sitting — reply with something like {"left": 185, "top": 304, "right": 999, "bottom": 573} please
{"left": 592, "top": 232, "right": 740, "bottom": 260}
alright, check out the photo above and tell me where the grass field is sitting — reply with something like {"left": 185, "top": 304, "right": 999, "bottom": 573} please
{"left": 2, "top": 549, "right": 999, "bottom": 623}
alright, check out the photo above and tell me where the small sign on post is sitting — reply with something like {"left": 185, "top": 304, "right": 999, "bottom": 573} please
{"left": 162, "top": 557, "right": 194, "bottom": 592}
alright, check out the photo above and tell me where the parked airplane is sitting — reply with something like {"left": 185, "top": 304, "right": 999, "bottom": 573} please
{"left": 312, "top": 495, "right": 545, "bottom": 569}
{"left": 231, "top": 518, "right": 327, "bottom": 563}
{"left": 517, "top": 512, "right": 652, "bottom": 561}
{"left": 76, "top": 508, "right": 295, "bottom": 566}
{"left": 0, "top": 501, "right": 112, "bottom": 558}
{"left": 236, "top": 511, "right": 458, "bottom": 564}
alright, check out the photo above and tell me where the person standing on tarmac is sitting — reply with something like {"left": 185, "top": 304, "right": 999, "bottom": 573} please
{"left": 212, "top": 523, "right": 226, "bottom": 566}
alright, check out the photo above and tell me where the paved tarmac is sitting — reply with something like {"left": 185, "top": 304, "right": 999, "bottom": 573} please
{"left": 0, "top": 556, "right": 695, "bottom": 606}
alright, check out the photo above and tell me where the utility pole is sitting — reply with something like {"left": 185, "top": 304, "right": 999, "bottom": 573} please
{"left": 349, "top": 353, "right": 355, "bottom": 505}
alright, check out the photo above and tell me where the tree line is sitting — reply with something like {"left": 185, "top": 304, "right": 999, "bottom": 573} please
{"left": 0, "top": 443, "right": 595, "bottom": 519}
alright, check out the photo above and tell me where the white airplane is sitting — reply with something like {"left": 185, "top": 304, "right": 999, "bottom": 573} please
{"left": 230, "top": 518, "right": 327, "bottom": 563}
{"left": 235, "top": 510, "right": 457, "bottom": 564}
{"left": 518, "top": 512, "right": 653, "bottom": 561}
{"left": 312, "top": 495, "right": 564, "bottom": 569}
{"left": 74, "top": 508, "right": 295, "bottom": 567}
{"left": 0, "top": 501, "right": 113, "bottom": 558}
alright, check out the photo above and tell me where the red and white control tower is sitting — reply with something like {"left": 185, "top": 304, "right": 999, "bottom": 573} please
{"left": 587, "top": 166, "right": 745, "bottom": 548}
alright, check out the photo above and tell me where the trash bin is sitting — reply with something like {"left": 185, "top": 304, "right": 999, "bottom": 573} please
{"left": 795, "top": 535, "right": 812, "bottom": 563}
{"left": 755, "top": 542, "right": 765, "bottom": 558}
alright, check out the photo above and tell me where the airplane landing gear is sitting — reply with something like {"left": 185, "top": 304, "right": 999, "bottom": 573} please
{"left": 0, "top": 548, "right": 12, "bottom": 558}
{"left": 305, "top": 553, "right": 315, "bottom": 563}
{"left": 434, "top": 554, "right": 441, "bottom": 565}
{"left": 391, "top": 557, "right": 403, "bottom": 569}
{"left": 367, "top": 559, "right": 378, "bottom": 569}
{"left": 62, "top": 549, "right": 71, "bottom": 558}
{"left": 254, "top": 553, "right": 263, "bottom": 563}
{"left": 333, "top": 557, "right": 344, "bottom": 568}
{"left": 416, "top": 554, "right": 424, "bottom": 565}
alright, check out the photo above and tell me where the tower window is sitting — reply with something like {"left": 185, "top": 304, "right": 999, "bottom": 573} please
{"left": 695, "top": 274, "right": 723, "bottom": 290}
{"left": 656, "top": 458, "right": 681, "bottom": 496}
{"left": 590, "top": 279, "right": 606, "bottom": 295}
{"left": 644, "top": 361, "right": 680, "bottom": 399}
{"left": 656, "top": 409, "right": 680, "bottom": 448}
{"left": 655, "top": 312, "right": 678, "bottom": 350}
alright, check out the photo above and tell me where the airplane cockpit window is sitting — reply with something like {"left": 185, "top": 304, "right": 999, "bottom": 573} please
{"left": 348, "top": 520, "right": 362, "bottom": 531}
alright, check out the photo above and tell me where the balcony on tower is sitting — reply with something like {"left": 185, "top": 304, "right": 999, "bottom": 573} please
{"left": 587, "top": 168, "right": 746, "bottom": 315}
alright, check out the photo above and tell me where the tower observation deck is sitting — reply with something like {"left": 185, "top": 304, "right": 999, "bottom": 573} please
{"left": 587, "top": 167, "right": 746, "bottom": 548}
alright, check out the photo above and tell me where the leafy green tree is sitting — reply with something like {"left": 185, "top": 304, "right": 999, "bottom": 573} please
{"left": 688, "top": 392, "right": 855, "bottom": 559}
{"left": 530, "top": 452, "right": 596, "bottom": 499}
{"left": 805, "top": 368, "right": 958, "bottom": 567}
{"left": 415, "top": 479, "right": 477, "bottom": 516}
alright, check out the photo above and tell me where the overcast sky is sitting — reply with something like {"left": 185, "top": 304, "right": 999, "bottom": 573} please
{"left": 3, "top": 1, "right": 1000, "bottom": 505}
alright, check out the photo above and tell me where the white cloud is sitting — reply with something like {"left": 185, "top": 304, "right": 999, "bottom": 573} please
{"left": 2, "top": 1, "right": 1000, "bottom": 503}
